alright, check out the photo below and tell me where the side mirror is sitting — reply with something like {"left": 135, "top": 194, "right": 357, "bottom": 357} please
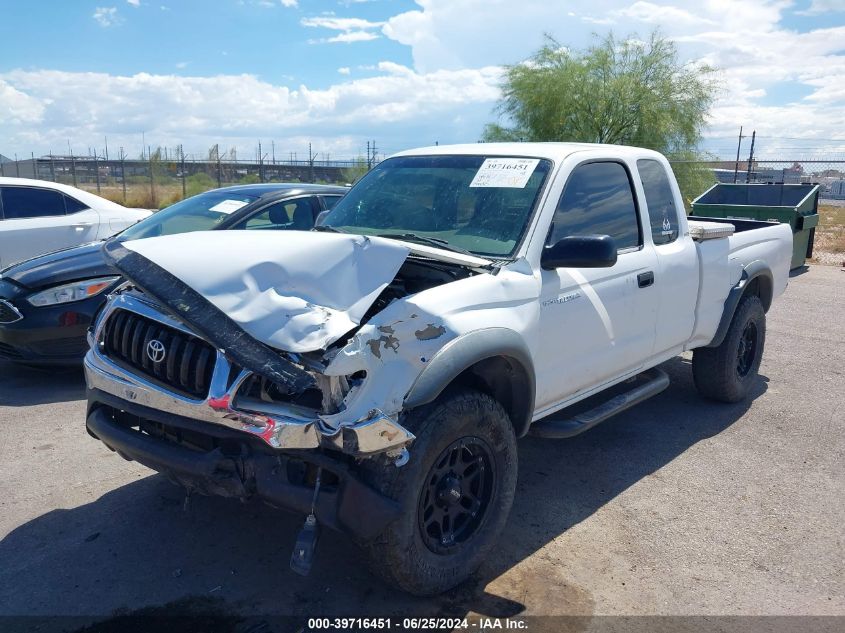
{"left": 541, "top": 235, "right": 617, "bottom": 269}
{"left": 314, "top": 210, "right": 330, "bottom": 226}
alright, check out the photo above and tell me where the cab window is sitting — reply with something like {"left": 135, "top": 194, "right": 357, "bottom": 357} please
{"left": 0, "top": 186, "right": 67, "bottom": 219}
{"left": 548, "top": 162, "right": 641, "bottom": 251}
{"left": 637, "top": 159, "right": 680, "bottom": 245}
{"left": 64, "top": 195, "right": 89, "bottom": 214}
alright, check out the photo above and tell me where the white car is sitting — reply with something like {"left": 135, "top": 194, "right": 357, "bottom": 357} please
{"left": 0, "top": 177, "right": 151, "bottom": 269}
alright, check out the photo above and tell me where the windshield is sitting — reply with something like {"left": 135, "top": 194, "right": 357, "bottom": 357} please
{"left": 118, "top": 190, "right": 259, "bottom": 241}
{"left": 321, "top": 155, "right": 552, "bottom": 257}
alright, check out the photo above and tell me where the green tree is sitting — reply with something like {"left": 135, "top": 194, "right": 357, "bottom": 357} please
{"left": 341, "top": 156, "right": 370, "bottom": 184}
{"left": 484, "top": 31, "right": 717, "bottom": 202}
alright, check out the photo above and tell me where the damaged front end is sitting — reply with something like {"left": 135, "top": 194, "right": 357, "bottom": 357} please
{"left": 84, "top": 294, "right": 414, "bottom": 459}
{"left": 85, "top": 233, "right": 419, "bottom": 460}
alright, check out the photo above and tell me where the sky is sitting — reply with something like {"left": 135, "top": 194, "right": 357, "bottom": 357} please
{"left": 1, "top": 0, "right": 844, "bottom": 162}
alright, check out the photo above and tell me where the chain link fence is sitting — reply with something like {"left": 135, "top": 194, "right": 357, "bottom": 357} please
{"left": 667, "top": 159, "right": 845, "bottom": 204}
{"left": 3, "top": 151, "right": 843, "bottom": 206}
{"left": 1, "top": 151, "right": 842, "bottom": 262}
{"left": 0, "top": 153, "right": 371, "bottom": 208}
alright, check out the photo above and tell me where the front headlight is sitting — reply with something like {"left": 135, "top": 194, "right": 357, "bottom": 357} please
{"left": 27, "top": 276, "right": 120, "bottom": 307}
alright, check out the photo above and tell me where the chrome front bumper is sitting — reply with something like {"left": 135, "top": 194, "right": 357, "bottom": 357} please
{"left": 85, "top": 293, "right": 414, "bottom": 458}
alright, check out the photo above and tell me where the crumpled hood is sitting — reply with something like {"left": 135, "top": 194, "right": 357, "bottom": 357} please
{"left": 121, "top": 231, "right": 410, "bottom": 352}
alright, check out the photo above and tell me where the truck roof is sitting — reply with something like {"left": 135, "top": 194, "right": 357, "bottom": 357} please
{"left": 391, "top": 142, "right": 666, "bottom": 163}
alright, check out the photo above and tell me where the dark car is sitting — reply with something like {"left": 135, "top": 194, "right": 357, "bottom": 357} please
{"left": 0, "top": 183, "right": 347, "bottom": 365}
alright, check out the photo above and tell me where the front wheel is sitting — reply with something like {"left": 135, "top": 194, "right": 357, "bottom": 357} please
{"left": 360, "top": 389, "right": 518, "bottom": 596}
{"left": 693, "top": 294, "right": 766, "bottom": 403}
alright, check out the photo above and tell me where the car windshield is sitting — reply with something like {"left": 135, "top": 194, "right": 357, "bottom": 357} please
{"left": 321, "top": 155, "right": 552, "bottom": 257}
{"left": 118, "top": 190, "right": 259, "bottom": 241}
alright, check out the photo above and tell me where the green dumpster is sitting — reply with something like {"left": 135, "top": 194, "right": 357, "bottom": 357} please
{"left": 691, "top": 183, "right": 820, "bottom": 269}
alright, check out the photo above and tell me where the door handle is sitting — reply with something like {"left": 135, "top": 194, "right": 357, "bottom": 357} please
{"left": 637, "top": 271, "right": 655, "bottom": 288}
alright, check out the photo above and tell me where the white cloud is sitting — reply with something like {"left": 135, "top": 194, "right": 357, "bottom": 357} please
{"left": 257, "top": 0, "right": 298, "bottom": 6}
{"left": 126, "top": 0, "right": 140, "bottom": 7}
{"left": 92, "top": 6, "right": 122, "bottom": 27}
{"left": 175, "top": 61, "right": 190, "bottom": 69}
{"left": 301, "top": 16, "right": 383, "bottom": 30}
{"left": 796, "top": 0, "right": 845, "bottom": 15}
{"left": 6, "top": 0, "right": 845, "bottom": 158}
{"left": 0, "top": 80, "right": 45, "bottom": 125}
{"left": 301, "top": 15, "right": 383, "bottom": 43}
{"left": 381, "top": 0, "right": 845, "bottom": 151}
{"left": 0, "top": 66, "right": 501, "bottom": 157}
{"left": 323, "top": 31, "right": 379, "bottom": 43}
{"left": 616, "top": 1, "right": 715, "bottom": 25}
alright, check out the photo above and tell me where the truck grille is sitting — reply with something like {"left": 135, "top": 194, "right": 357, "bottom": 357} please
{"left": 101, "top": 309, "right": 217, "bottom": 399}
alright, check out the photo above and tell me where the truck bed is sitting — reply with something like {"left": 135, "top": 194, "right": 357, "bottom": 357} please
{"left": 685, "top": 217, "right": 793, "bottom": 349}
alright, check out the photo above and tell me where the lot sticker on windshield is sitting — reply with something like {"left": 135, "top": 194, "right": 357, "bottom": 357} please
{"left": 209, "top": 199, "right": 249, "bottom": 214}
{"left": 469, "top": 158, "right": 540, "bottom": 188}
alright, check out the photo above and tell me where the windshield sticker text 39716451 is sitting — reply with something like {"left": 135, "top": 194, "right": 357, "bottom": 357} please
{"left": 470, "top": 158, "right": 540, "bottom": 188}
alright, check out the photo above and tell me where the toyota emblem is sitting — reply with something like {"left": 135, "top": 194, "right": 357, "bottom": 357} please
{"left": 146, "top": 339, "right": 166, "bottom": 363}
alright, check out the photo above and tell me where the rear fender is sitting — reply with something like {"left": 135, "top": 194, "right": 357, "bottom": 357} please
{"left": 706, "top": 259, "right": 772, "bottom": 348}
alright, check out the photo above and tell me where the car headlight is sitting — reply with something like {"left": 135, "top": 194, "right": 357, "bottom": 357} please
{"left": 27, "top": 276, "right": 120, "bottom": 307}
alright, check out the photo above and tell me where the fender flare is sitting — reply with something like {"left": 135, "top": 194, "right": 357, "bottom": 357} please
{"left": 403, "top": 327, "right": 536, "bottom": 437}
{"left": 707, "top": 259, "right": 773, "bottom": 348}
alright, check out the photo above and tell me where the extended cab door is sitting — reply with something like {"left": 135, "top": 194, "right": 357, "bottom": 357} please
{"left": 635, "top": 158, "right": 699, "bottom": 354}
{"left": 534, "top": 160, "right": 658, "bottom": 412}
{"left": 0, "top": 185, "right": 100, "bottom": 268}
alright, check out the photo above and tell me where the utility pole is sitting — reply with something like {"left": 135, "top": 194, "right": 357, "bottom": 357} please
{"left": 733, "top": 126, "right": 745, "bottom": 183}
{"left": 745, "top": 130, "right": 756, "bottom": 184}
{"left": 120, "top": 147, "right": 127, "bottom": 201}
{"left": 149, "top": 145, "right": 155, "bottom": 206}
{"left": 215, "top": 143, "right": 222, "bottom": 188}
{"left": 308, "top": 143, "right": 315, "bottom": 183}
{"left": 258, "top": 141, "right": 263, "bottom": 182}
{"left": 104, "top": 136, "right": 109, "bottom": 161}
{"left": 94, "top": 149, "right": 101, "bottom": 193}
{"left": 180, "top": 145, "right": 187, "bottom": 198}
{"left": 271, "top": 140, "right": 275, "bottom": 165}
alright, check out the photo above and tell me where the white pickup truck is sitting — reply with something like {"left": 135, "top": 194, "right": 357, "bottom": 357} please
{"left": 83, "top": 143, "right": 792, "bottom": 595}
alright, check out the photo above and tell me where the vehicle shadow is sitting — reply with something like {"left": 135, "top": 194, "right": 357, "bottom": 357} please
{"left": 0, "top": 356, "right": 767, "bottom": 626}
{"left": 0, "top": 361, "right": 85, "bottom": 406}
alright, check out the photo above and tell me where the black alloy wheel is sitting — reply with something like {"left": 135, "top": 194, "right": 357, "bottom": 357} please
{"left": 417, "top": 437, "right": 495, "bottom": 554}
{"left": 736, "top": 321, "right": 758, "bottom": 378}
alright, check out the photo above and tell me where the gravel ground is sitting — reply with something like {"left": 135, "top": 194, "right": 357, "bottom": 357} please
{"left": 0, "top": 265, "right": 842, "bottom": 628}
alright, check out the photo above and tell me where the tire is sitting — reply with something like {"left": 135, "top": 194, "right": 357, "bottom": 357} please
{"left": 359, "top": 388, "right": 518, "bottom": 596}
{"left": 692, "top": 294, "right": 766, "bottom": 403}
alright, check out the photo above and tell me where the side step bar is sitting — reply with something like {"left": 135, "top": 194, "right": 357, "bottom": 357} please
{"left": 529, "top": 368, "right": 670, "bottom": 439}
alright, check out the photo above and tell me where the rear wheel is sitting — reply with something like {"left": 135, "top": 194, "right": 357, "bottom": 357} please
{"left": 693, "top": 294, "right": 766, "bottom": 403}
{"left": 360, "top": 389, "right": 517, "bottom": 596}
